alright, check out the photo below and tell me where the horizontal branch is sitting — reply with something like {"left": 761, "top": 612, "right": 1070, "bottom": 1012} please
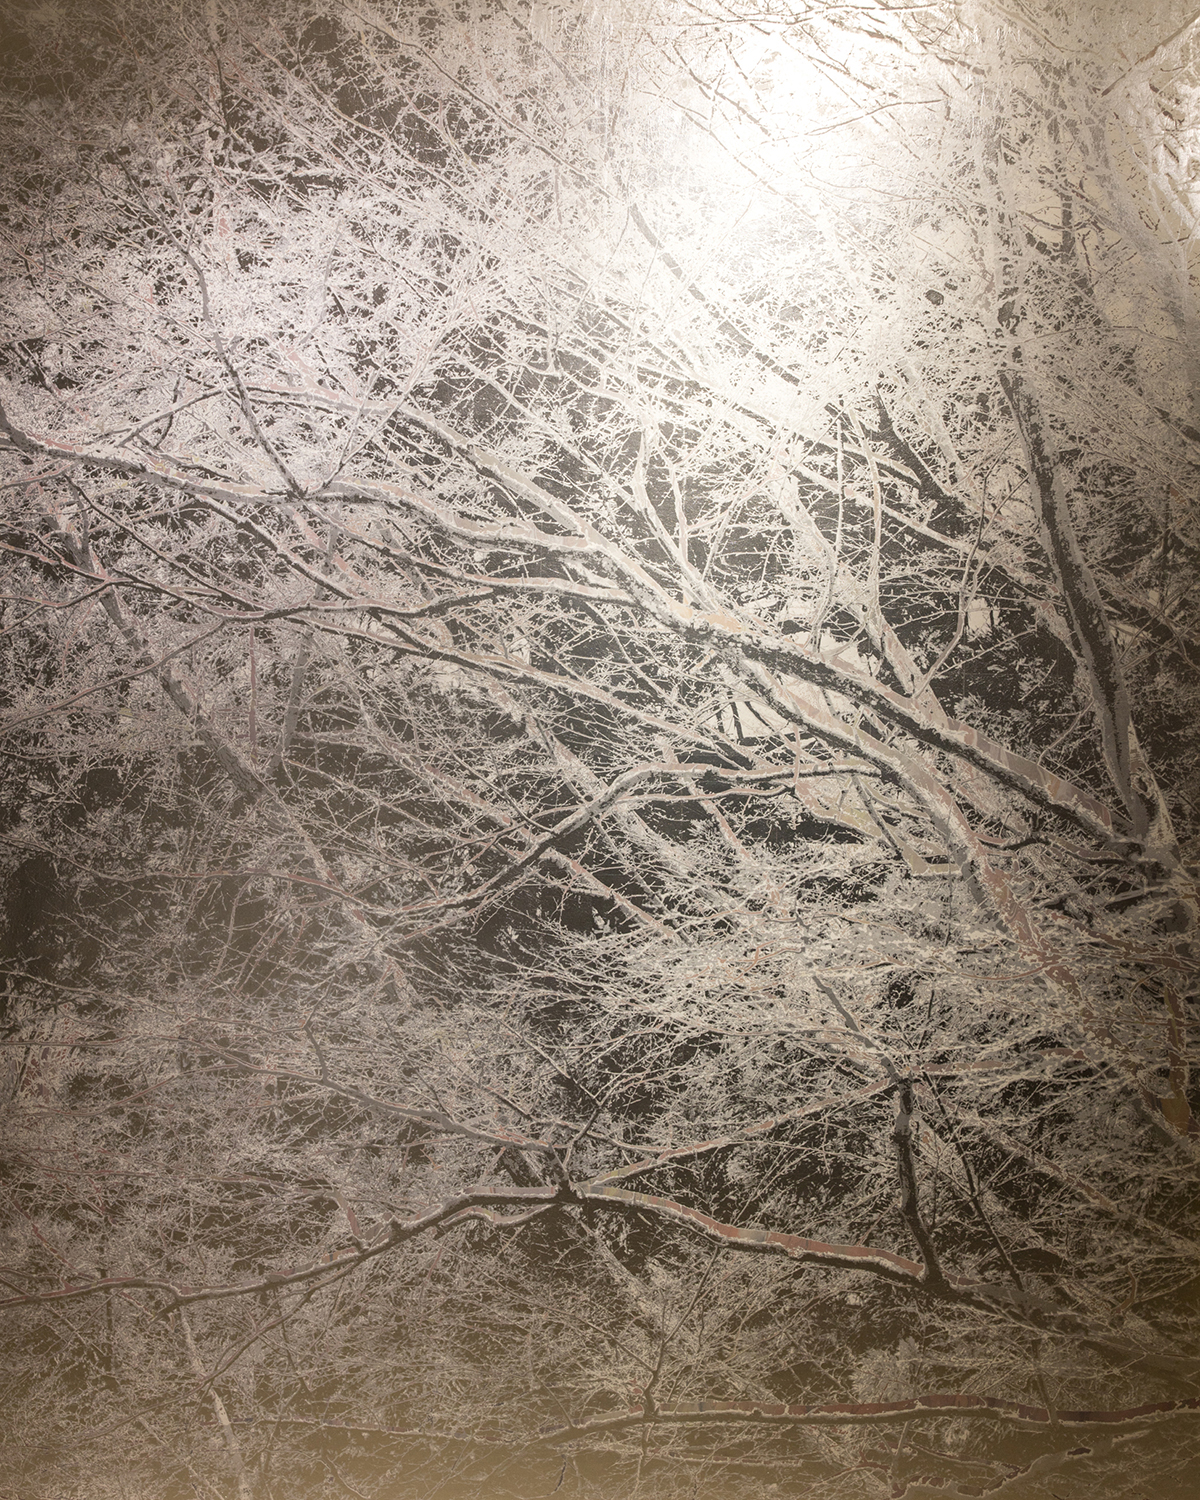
{"left": 5, "top": 1162, "right": 1195, "bottom": 1380}
{"left": 539, "top": 1392, "right": 1200, "bottom": 1442}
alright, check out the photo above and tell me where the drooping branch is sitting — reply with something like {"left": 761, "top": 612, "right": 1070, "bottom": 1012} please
{"left": 0, "top": 396, "right": 1128, "bottom": 847}
{"left": 577, "top": 1182, "right": 1200, "bottom": 1383}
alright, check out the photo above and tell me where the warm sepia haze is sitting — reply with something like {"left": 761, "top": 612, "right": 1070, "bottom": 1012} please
{"left": 0, "top": 1, "right": 1198, "bottom": 1496}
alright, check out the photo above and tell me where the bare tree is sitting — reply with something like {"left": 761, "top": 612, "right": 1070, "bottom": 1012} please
{"left": 1, "top": 1, "right": 1198, "bottom": 1496}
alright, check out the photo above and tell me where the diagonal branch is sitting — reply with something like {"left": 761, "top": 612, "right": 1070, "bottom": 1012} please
{"left": 998, "top": 369, "right": 1173, "bottom": 858}
{"left": 892, "top": 1078, "right": 948, "bottom": 1292}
